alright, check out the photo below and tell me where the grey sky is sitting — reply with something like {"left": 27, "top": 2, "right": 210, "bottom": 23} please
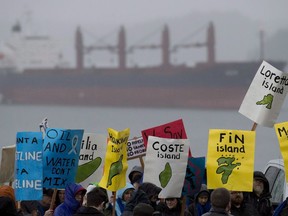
{"left": 0, "top": 0, "right": 287, "bottom": 66}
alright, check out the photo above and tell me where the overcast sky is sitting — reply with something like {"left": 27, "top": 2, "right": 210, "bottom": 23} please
{"left": 0, "top": 0, "right": 287, "bottom": 66}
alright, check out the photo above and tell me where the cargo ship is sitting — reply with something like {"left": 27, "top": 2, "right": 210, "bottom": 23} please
{"left": 0, "top": 21, "right": 286, "bottom": 109}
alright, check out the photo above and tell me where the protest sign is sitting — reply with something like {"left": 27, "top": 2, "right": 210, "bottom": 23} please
{"left": 76, "top": 133, "right": 107, "bottom": 186}
{"left": 239, "top": 61, "right": 288, "bottom": 127}
{"left": 127, "top": 137, "right": 146, "bottom": 160}
{"left": 14, "top": 132, "right": 43, "bottom": 201}
{"left": 99, "top": 128, "right": 130, "bottom": 191}
{"left": 182, "top": 156, "right": 206, "bottom": 198}
{"left": 274, "top": 122, "right": 288, "bottom": 182}
{"left": 141, "top": 119, "right": 187, "bottom": 146}
{"left": 43, "top": 128, "right": 84, "bottom": 188}
{"left": 0, "top": 145, "right": 15, "bottom": 184}
{"left": 143, "top": 136, "right": 189, "bottom": 198}
{"left": 207, "top": 129, "right": 255, "bottom": 191}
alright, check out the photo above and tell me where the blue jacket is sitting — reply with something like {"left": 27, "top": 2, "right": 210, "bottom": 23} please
{"left": 115, "top": 183, "right": 134, "bottom": 216}
{"left": 54, "top": 183, "right": 86, "bottom": 216}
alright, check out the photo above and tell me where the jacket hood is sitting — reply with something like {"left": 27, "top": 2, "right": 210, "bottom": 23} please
{"left": 117, "top": 182, "right": 135, "bottom": 199}
{"left": 65, "top": 183, "right": 87, "bottom": 211}
{"left": 254, "top": 171, "right": 270, "bottom": 194}
{"left": 138, "top": 182, "right": 161, "bottom": 199}
{"left": 128, "top": 166, "right": 144, "bottom": 183}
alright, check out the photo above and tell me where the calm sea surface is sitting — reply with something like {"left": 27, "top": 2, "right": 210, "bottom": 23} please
{"left": 0, "top": 103, "right": 287, "bottom": 171}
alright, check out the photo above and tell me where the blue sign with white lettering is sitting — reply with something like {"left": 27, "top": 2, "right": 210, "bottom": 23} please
{"left": 15, "top": 132, "right": 43, "bottom": 201}
{"left": 43, "top": 128, "right": 84, "bottom": 189}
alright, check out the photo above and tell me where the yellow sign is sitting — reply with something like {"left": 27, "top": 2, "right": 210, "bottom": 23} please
{"left": 274, "top": 122, "right": 288, "bottom": 181}
{"left": 206, "top": 129, "right": 255, "bottom": 191}
{"left": 98, "top": 128, "right": 130, "bottom": 191}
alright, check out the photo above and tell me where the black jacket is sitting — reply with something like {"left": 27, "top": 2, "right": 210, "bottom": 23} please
{"left": 74, "top": 206, "right": 105, "bottom": 216}
{"left": 244, "top": 171, "right": 273, "bottom": 216}
{"left": 230, "top": 202, "right": 259, "bottom": 216}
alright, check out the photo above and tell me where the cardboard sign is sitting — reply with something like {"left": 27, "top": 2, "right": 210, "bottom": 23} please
{"left": 274, "top": 122, "right": 288, "bottom": 182}
{"left": 43, "top": 128, "right": 84, "bottom": 188}
{"left": 143, "top": 136, "right": 189, "bottom": 198}
{"left": 0, "top": 145, "right": 16, "bottom": 184}
{"left": 99, "top": 128, "right": 130, "bottom": 191}
{"left": 206, "top": 129, "right": 255, "bottom": 191}
{"left": 14, "top": 132, "right": 43, "bottom": 201}
{"left": 239, "top": 61, "right": 288, "bottom": 127}
{"left": 141, "top": 119, "right": 187, "bottom": 147}
{"left": 127, "top": 137, "right": 146, "bottom": 159}
{"left": 76, "top": 133, "right": 107, "bottom": 187}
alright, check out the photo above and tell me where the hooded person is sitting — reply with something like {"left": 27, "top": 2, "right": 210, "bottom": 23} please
{"left": 122, "top": 182, "right": 162, "bottom": 216}
{"left": 128, "top": 166, "right": 144, "bottom": 189}
{"left": 54, "top": 183, "right": 87, "bottom": 216}
{"left": 187, "top": 186, "right": 211, "bottom": 216}
{"left": 115, "top": 183, "right": 135, "bottom": 216}
{"left": 244, "top": 171, "right": 273, "bottom": 216}
{"left": 156, "top": 197, "right": 183, "bottom": 216}
{"left": 0, "top": 185, "right": 18, "bottom": 216}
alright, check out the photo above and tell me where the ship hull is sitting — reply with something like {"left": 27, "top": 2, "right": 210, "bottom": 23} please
{"left": 0, "top": 61, "right": 286, "bottom": 109}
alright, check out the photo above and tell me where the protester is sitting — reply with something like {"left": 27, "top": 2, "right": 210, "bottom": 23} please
{"left": 83, "top": 183, "right": 113, "bottom": 216}
{"left": 156, "top": 197, "right": 183, "bottom": 216}
{"left": 186, "top": 186, "right": 211, "bottom": 216}
{"left": 133, "top": 203, "right": 154, "bottom": 216}
{"left": 128, "top": 166, "right": 144, "bottom": 189}
{"left": 54, "top": 183, "right": 86, "bottom": 216}
{"left": 0, "top": 185, "right": 19, "bottom": 216}
{"left": 202, "top": 187, "right": 231, "bottom": 216}
{"left": 55, "top": 189, "right": 65, "bottom": 207}
{"left": 244, "top": 171, "right": 273, "bottom": 216}
{"left": 115, "top": 182, "right": 135, "bottom": 216}
{"left": 122, "top": 182, "right": 162, "bottom": 216}
{"left": 230, "top": 191, "right": 259, "bottom": 216}
{"left": 20, "top": 188, "right": 54, "bottom": 216}
{"left": 74, "top": 187, "right": 109, "bottom": 216}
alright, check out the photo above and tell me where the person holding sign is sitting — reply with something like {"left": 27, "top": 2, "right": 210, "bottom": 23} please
{"left": 244, "top": 171, "right": 273, "bottom": 216}
{"left": 54, "top": 183, "right": 86, "bottom": 216}
{"left": 230, "top": 191, "right": 259, "bottom": 216}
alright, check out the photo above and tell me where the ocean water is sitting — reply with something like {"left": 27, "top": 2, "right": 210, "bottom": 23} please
{"left": 0, "top": 104, "right": 287, "bottom": 171}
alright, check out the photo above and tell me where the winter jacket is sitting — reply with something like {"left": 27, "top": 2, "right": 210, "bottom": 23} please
{"left": 230, "top": 202, "right": 259, "bottom": 216}
{"left": 115, "top": 183, "right": 134, "bottom": 216}
{"left": 244, "top": 171, "right": 273, "bottom": 216}
{"left": 156, "top": 199, "right": 182, "bottom": 216}
{"left": 122, "top": 182, "right": 161, "bottom": 216}
{"left": 273, "top": 197, "right": 288, "bottom": 216}
{"left": 54, "top": 183, "right": 87, "bottom": 216}
{"left": 73, "top": 206, "right": 105, "bottom": 216}
{"left": 187, "top": 189, "right": 211, "bottom": 216}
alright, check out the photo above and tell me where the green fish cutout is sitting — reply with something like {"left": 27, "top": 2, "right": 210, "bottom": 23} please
{"left": 256, "top": 94, "right": 273, "bottom": 109}
{"left": 75, "top": 157, "right": 102, "bottom": 183}
{"left": 159, "top": 162, "right": 172, "bottom": 188}
{"left": 107, "top": 154, "right": 123, "bottom": 187}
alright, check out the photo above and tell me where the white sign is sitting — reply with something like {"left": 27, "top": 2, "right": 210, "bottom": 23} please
{"left": 143, "top": 136, "right": 189, "bottom": 198}
{"left": 127, "top": 137, "right": 146, "bottom": 159}
{"left": 239, "top": 61, "right": 288, "bottom": 127}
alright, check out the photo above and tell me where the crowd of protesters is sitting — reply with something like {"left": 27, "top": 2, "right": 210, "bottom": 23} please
{"left": 0, "top": 166, "right": 283, "bottom": 216}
